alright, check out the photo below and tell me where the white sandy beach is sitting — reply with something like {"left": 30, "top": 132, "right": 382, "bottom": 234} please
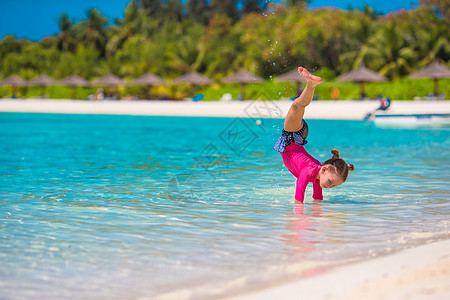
{"left": 1, "top": 99, "right": 449, "bottom": 120}
{"left": 225, "top": 239, "right": 450, "bottom": 300}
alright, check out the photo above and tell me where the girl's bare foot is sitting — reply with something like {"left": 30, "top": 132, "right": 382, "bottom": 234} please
{"left": 298, "top": 66, "right": 322, "bottom": 86}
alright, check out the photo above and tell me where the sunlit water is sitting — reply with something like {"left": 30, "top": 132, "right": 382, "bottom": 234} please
{"left": 0, "top": 112, "right": 449, "bottom": 299}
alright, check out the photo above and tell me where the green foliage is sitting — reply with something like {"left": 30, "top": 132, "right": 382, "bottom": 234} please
{"left": 2, "top": 43, "right": 60, "bottom": 78}
{"left": 74, "top": 9, "right": 109, "bottom": 57}
{"left": 197, "top": 77, "right": 450, "bottom": 101}
{"left": 0, "top": 4, "right": 449, "bottom": 101}
{"left": 187, "top": 0, "right": 210, "bottom": 24}
{"left": 212, "top": 0, "right": 238, "bottom": 20}
{"left": 1, "top": 76, "right": 448, "bottom": 101}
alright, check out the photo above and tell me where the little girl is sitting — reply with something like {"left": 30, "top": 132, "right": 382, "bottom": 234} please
{"left": 274, "top": 66, "right": 355, "bottom": 202}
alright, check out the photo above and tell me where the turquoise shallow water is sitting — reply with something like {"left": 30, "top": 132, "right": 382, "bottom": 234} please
{"left": 0, "top": 112, "right": 449, "bottom": 299}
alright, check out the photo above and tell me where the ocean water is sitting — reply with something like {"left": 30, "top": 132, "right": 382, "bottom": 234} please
{"left": 0, "top": 111, "right": 449, "bottom": 299}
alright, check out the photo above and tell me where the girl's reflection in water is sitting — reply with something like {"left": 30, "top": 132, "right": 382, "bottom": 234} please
{"left": 283, "top": 200, "right": 323, "bottom": 256}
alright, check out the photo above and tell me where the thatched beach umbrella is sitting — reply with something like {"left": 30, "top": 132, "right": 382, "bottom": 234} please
{"left": 276, "top": 69, "right": 306, "bottom": 97}
{"left": 130, "top": 73, "right": 166, "bottom": 86}
{"left": 337, "top": 65, "right": 387, "bottom": 98}
{"left": 61, "top": 75, "right": 90, "bottom": 99}
{"left": 129, "top": 73, "right": 166, "bottom": 99}
{"left": 222, "top": 69, "right": 265, "bottom": 100}
{"left": 27, "top": 75, "right": 60, "bottom": 97}
{"left": 410, "top": 62, "right": 450, "bottom": 96}
{"left": 92, "top": 74, "right": 124, "bottom": 99}
{"left": 92, "top": 74, "right": 124, "bottom": 86}
{"left": 173, "top": 72, "right": 214, "bottom": 85}
{"left": 173, "top": 72, "right": 214, "bottom": 99}
{"left": 0, "top": 75, "right": 26, "bottom": 98}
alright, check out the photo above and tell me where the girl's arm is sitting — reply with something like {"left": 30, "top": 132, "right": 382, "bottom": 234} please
{"left": 295, "top": 174, "right": 309, "bottom": 203}
{"left": 295, "top": 170, "right": 323, "bottom": 202}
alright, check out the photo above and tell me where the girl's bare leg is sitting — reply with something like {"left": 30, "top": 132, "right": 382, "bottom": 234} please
{"left": 284, "top": 67, "right": 322, "bottom": 132}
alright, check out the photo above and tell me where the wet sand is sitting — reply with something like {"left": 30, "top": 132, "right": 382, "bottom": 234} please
{"left": 1, "top": 99, "right": 449, "bottom": 120}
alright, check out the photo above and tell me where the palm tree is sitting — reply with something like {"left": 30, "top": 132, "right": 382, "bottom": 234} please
{"left": 211, "top": 0, "right": 238, "bottom": 20}
{"left": 414, "top": 24, "right": 449, "bottom": 68}
{"left": 281, "top": 0, "right": 309, "bottom": 8}
{"left": 75, "top": 9, "right": 109, "bottom": 58}
{"left": 106, "top": 2, "right": 140, "bottom": 59}
{"left": 138, "top": 0, "right": 162, "bottom": 17}
{"left": 57, "top": 14, "right": 76, "bottom": 52}
{"left": 338, "top": 14, "right": 376, "bottom": 72}
{"left": 353, "top": 20, "right": 416, "bottom": 79}
{"left": 163, "top": 0, "right": 184, "bottom": 22}
{"left": 164, "top": 21, "right": 207, "bottom": 73}
{"left": 187, "top": 0, "right": 210, "bottom": 24}
{"left": 106, "top": 2, "right": 163, "bottom": 59}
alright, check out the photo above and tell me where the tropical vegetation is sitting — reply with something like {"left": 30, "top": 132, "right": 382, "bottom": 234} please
{"left": 0, "top": 0, "right": 448, "bottom": 100}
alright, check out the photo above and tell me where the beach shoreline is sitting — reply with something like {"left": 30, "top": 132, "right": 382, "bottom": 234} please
{"left": 1, "top": 99, "right": 449, "bottom": 120}
{"left": 224, "top": 239, "right": 450, "bottom": 300}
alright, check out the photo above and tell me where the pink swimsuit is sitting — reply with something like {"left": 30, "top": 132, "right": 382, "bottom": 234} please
{"left": 281, "top": 144, "right": 323, "bottom": 202}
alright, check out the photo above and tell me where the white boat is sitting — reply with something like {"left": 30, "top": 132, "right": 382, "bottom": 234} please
{"left": 373, "top": 113, "right": 450, "bottom": 127}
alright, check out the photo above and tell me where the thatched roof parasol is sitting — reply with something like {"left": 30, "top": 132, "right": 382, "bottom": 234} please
{"left": 27, "top": 75, "right": 59, "bottom": 97}
{"left": 61, "top": 75, "right": 90, "bottom": 99}
{"left": 337, "top": 66, "right": 387, "bottom": 98}
{"left": 410, "top": 62, "right": 450, "bottom": 79}
{"left": 410, "top": 62, "right": 450, "bottom": 96}
{"left": 27, "top": 75, "right": 59, "bottom": 86}
{"left": 222, "top": 69, "right": 264, "bottom": 100}
{"left": 172, "top": 72, "right": 214, "bottom": 85}
{"left": 61, "top": 75, "right": 90, "bottom": 87}
{"left": 275, "top": 69, "right": 307, "bottom": 83}
{"left": 128, "top": 73, "right": 167, "bottom": 100}
{"left": 92, "top": 74, "right": 124, "bottom": 86}
{"left": 337, "top": 65, "right": 387, "bottom": 82}
{"left": 129, "top": 73, "right": 166, "bottom": 86}
{"left": 0, "top": 75, "right": 27, "bottom": 86}
{"left": 222, "top": 69, "right": 265, "bottom": 84}
{"left": 0, "top": 75, "right": 27, "bottom": 98}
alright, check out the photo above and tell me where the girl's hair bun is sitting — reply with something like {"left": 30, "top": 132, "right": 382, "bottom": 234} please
{"left": 331, "top": 149, "right": 340, "bottom": 160}
{"left": 348, "top": 164, "right": 355, "bottom": 172}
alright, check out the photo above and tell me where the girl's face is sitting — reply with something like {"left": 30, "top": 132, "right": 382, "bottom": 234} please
{"left": 319, "top": 165, "right": 343, "bottom": 189}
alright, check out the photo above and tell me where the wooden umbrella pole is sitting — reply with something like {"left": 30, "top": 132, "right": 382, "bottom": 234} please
{"left": 147, "top": 85, "right": 152, "bottom": 100}
{"left": 360, "top": 82, "right": 365, "bottom": 99}
{"left": 434, "top": 78, "right": 438, "bottom": 96}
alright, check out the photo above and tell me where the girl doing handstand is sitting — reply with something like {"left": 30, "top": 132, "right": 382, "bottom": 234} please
{"left": 274, "top": 67, "right": 355, "bottom": 202}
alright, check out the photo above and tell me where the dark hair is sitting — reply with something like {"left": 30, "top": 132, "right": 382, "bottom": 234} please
{"left": 323, "top": 149, "right": 355, "bottom": 182}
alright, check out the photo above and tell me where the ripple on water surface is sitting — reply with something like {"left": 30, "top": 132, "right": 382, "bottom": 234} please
{"left": 0, "top": 113, "right": 449, "bottom": 299}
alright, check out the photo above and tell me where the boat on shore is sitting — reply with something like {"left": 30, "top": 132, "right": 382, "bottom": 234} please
{"left": 373, "top": 113, "right": 450, "bottom": 127}
{"left": 366, "top": 100, "right": 450, "bottom": 127}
